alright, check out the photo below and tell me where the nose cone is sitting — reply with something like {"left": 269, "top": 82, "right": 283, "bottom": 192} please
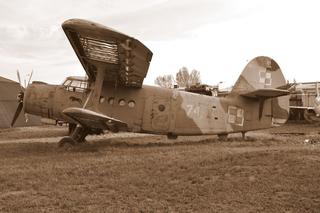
{"left": 24, "top": 82, "right": 57, "bottom": 118}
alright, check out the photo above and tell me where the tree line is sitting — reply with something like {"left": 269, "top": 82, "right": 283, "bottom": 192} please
{"left": 154, "top": 67, "right": 201, "bottom": 88}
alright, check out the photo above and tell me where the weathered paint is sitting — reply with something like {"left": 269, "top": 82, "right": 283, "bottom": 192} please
{"left": 24, "top": 60, "right": 289, "bottom": 137}
{"left": 21, "top": 19, "right": 290, "bottom": 143}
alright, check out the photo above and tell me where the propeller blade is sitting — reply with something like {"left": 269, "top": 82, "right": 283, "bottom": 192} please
{"left": 17, "top": 70, "right": 21, "bottom": 84}
{"left": 25, "top": 113, "right": 29, "bottom": 123}
{"left": 16, "top": 70, "right": 23, "bottom": 91}
{"left": 11, "top": 102, "right": 23, "bottom": 127}
{"left": 27, "top": 70, "right": 33, "bottom": 86}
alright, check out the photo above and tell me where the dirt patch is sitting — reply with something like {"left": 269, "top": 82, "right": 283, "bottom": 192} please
{"left": 0, "top": 124, "right": 320, "bottom": 212}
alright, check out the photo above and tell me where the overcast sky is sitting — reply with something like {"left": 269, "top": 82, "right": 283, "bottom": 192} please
{"left": 0, "top": 0, "right": 319, "bottom": 87}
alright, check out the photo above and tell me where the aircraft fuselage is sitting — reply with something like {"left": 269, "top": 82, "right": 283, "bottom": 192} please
{"left": 24, "top": 82, "right": 284, "bottom": 136}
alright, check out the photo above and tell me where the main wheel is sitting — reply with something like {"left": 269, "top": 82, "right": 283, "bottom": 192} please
{"left": 217, "top": 134, "right": 228, "bottom": 141}
{"left": 58, "top": 136, "right": 76, "bottom": 147}
{"left": 303, "top": 110, "right": 320, "bottom": 124}
{"left": 167, "top": 133, "right": 178, "bottom": 140}
{"left": 241, "top": 131, "right": 246, "bottom": 139}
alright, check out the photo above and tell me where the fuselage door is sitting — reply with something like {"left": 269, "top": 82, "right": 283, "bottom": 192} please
{"left": 150, "top": 98, "right": 171, "bottom": 133}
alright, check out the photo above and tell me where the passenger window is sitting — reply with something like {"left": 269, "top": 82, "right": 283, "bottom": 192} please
{"left": 99, "top": 96, "right": 105, "bottom": 104}
{"left": 108, "top": 97, "right": 114, "bottom": 105}
{"left": 128, "top": 100, "right": 136, "bottom": 108}
{"left": 118, "top": 99, "right": 126, "bottom": 106}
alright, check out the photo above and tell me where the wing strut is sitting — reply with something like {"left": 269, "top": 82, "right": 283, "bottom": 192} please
{"left": 85, "top": 69, "right": 106, "bottom": 109}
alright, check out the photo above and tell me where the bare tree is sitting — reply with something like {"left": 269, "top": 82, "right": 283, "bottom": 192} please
{"left": 189, "top": 69, "right": 201, "bottom": 86}
{"left": 176, "top": 67, "right": 190, "bottom": 88}
{"left": 176, "top": 67, "right": 201, "bottom": 88}
{"left": 155, "top": 67, "right": 201, "bottom": 88}
{"left": 154, "top": 74, "right": 174, "bottom": 88}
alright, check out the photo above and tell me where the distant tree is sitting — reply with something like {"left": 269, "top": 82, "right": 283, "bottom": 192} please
{"left": 189, "top": 69, "right": 201, "bottom": 86}
{"left": 176, "top": 67, "right": 190, "bottom": 88}
{"left": 155, "top": 67, "right": 201, "bottom": 88}
{"left": 176, "top": 67, "right": 201, "bottom": 88}
{"left": 154, "top": 74, "right": 174, "bottom": 88}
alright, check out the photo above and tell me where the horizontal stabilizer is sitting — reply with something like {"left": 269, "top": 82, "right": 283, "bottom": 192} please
{"left": 241, "top": 88, "right": 290, "bottom": 98}
{"left": 63, "top": 107, "right": 127, "bottom": 130}
{"left": 289, "top": 106, "right": 315, "bottom": 110}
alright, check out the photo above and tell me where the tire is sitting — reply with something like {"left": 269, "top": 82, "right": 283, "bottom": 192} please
{"left": 303, "top": 110, "right": 320, "bottom": 124}
{"left": 58, "top": 136, "right": 76, "bottom": 147}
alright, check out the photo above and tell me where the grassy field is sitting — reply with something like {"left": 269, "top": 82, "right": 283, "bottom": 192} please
{"left": 0, "top": 125, "right": 320, "bottom": 212}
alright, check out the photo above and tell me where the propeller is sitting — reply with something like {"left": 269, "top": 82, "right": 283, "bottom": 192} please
{"left": 16, "top": 70, "right": 23, "bottom": 91}
{"left": 27, "top": 70, "right": 33, "bottom": 86}
{"left": 10, "top": 70, "right": 33, "bottom": 127}
{"left": 10, "top": 93, "right": 24, "bottom": 127}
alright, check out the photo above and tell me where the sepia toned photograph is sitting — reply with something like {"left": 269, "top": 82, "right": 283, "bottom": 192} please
{"left": 0, "top": 0, "right": 320, "bottom": 212}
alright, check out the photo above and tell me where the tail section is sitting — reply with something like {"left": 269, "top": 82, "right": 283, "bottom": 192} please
{"left": 231, "top": 56, "right": 289, "bottom": 98}
{"left": 231, "top": 56, "right": 290, "bottom": 126}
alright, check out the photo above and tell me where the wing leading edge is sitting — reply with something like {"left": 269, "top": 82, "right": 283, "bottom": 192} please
{"left": 62, "top": 19, "right": 153, "bottom": 88}
{"left": 63, "top": 107, "right": 127, "bottom": 132}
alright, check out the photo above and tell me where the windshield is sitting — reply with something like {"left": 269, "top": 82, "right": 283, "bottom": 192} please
{"left": 63, "top": 78, "right": 89, "bottom": 93}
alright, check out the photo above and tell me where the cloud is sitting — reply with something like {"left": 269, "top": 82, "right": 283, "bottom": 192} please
{"left": 97, "top": 0, "right": 263, "bottom": 41}
{"left": 0, "top": 0, "right": 235, "bottom": 84}
{"left": 1, "top": 0, "right": 319, "bottom": 86}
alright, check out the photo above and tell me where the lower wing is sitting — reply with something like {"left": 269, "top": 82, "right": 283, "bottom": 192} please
{"left": 62, "top": 107, "right": 127, "bottom": 132}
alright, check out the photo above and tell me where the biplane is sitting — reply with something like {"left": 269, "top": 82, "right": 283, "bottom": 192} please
{"left": 11, "top": 19, "right": 290, "bottom": 145}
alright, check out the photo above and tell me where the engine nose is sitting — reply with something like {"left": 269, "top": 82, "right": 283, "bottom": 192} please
{"left": 24, "top": 82, "right": 57, "bottom": 118}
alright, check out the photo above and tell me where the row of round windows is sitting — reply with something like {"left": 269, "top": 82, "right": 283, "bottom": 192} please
{"left": 99, "top": 96, "right": 136, "bottom": 108}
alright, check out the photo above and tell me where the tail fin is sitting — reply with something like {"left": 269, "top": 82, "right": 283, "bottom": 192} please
{"left": 231, "top": 56, "right": 289, "bottom": 98}
{"left": 231, "top": 56, "right": 290, "bottom": 125}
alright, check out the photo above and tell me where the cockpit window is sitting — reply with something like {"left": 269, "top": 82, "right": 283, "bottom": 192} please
{"left": 63, "top": 78, "right": 88, "bottom": 93}
{"left": 63, "top": 80, "right": 72, "bottom": 86}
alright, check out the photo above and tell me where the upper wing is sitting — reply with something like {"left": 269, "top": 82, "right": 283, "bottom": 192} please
{"left": 62, "top": 19, "right": 153, "bottom": 88}
{"left": 63, "top": 107, "right": 127, "bottom": 131}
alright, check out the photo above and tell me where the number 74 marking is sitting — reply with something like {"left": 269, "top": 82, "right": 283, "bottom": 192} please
{"left": 186, "top": 104, "right": 200, "bottom": 117}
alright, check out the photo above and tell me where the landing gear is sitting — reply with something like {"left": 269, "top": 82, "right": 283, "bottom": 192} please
{"left": 218, "top": 133, "right": 228, "bottom": 141}
{"left": 241, "top": 131, "right": 246, "bottom": 140}
{"left": 59, "top": 125, "right": 89, "bottom": 147}
{"left": 58, "top": 136, "right": 76, "bottom": 147}
{"left": 68, "top": 123, "right": 77, "bottom": 135}
{"left": 304, "top": 110, "right": 320, "bottom": 124}
{"left": 167, "top": 133, "right": 178, "bottom": 140}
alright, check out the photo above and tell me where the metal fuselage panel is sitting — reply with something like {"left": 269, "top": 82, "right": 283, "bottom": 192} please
{"left": 93, "top": 85, "right": 276, "bottom": 135}
{"left": 24, "top": 82, "right": 279, "bottom": 135}
{"left": 24, "top": 83, "right": 57, "bottom": 119}
{"left": 24, "top": 83, "right": 86, "bottom": 122}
